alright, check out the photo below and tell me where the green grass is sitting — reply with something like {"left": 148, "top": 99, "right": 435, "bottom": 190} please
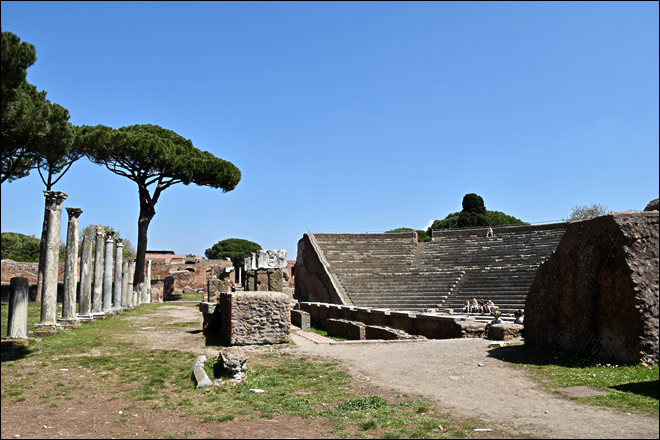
{"left": 307, "top": 326, "right": 346, "bottom": 341}
{"left": 2, "top": 301, "right": 504, "bottom": 438}
{"left": 3, "top": 300, "right": 656, "bottom": 438}
{"left": 495, "top": 344, "right": 659, "bottom": 416}
{"left": 1, "top": 301, "right": 54, "bottom": 338}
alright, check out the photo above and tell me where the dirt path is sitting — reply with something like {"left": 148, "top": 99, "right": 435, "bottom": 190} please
{"left": 127, "top": 304, "right": 659, "bottom": 439}
{"left": 290, "top": 334, "right": 658, "bottom": 439}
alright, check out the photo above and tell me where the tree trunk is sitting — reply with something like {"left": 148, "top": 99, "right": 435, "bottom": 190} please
{"left": 133, "top": 197, "right": 155, "bottom": 290}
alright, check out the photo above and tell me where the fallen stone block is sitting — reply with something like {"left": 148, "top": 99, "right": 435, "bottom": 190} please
{"left": 326, "top": 318, "right": 365, "bottom": 340}
{"left": 291, "top": 309, "right": 310, "bottom": 331}
{"left": 488, "top": 323, "right": 523, "bottom": 340}
{"left": 191, "top": 355, "right": 212, "bottom": 388}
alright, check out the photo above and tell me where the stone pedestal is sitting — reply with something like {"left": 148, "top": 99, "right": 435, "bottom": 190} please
{"left": 39, "top": 191, "right": 67, "bottom": 325}
{"left": 7, "top": 277, "right": 29, "bottom": 339}
{"left": 61, "top": 207, "right": 82, "bottom": 323}
{"left": 219, "top": 291, "right": 292, "bottom": 345}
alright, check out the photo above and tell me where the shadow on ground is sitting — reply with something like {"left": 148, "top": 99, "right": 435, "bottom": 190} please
{"left": 1, "top": 340, "right": 32, "bottom": 363}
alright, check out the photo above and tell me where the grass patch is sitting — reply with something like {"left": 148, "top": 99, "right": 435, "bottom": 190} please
{"left": 307, "top": 326, "right": 346, "bottom": 341}
{"left": 493, "top": 344, "right": 659, "bottom": 416}
{"left": 1, "top": 301, "right": 547, "bottom": 438}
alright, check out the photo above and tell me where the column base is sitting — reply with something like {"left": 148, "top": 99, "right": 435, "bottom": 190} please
{"left": 76, "top": 314, "right": 94, "bottom": 321}
{"left": 34, "top": 322, "right": 59, "bottom": 336}
{"left": 57, "top": 318, "right": 80, "bottom": 329}
{"left": 92, "top": 312, "right": 106, "bottom": 320}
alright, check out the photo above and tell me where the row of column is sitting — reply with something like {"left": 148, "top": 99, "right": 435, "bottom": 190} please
{"left": 6, "top": 190, "right": 153, "bottom": 339}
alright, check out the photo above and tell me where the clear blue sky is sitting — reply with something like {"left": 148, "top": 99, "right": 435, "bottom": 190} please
{"left": 1, "top": 1, "right": 658, "bottom": 260}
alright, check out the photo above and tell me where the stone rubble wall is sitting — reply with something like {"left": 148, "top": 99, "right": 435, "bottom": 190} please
{"left": 525, "top": 213, "right": 659, "bottom": 365}
{"left": 220, "top": 291, "right": 293, "bottom": 345}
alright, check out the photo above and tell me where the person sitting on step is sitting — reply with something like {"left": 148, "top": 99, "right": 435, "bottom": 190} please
{"left": 463, "top": 298, "right": 471, "bottom": 313}
{"left": 513, "top": 309, "right": 524, "bottom": 325}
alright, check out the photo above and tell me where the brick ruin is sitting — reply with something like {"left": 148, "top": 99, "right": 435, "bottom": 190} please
{"left": 200, "top": 250, "right": 295, "bottom": 346}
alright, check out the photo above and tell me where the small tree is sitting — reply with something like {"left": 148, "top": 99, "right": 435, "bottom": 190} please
{"left": 205, "top": 238, "right": 262, "bottom": 268}
{"left": 457, "top": 193, "right": 488, "bottom": 228}
{"left": 564, "top": 204, "right": 609, "bottom": 222}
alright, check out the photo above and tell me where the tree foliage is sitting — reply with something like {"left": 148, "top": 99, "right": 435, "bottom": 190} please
{"left": 564, "top": 203, "right": 609, "bottom": 222}
{"left": 1, "top": 30, "right": 79, "bottom": 187}
{"left": 78, "top": 123, "right": 241, "bottom": 287}
{"left": 1, "top": 232, "right": 41, "bottom": 262}
{"left": 427, "top": 194, "right": 528, "bottom": 234}
{"left": 457, "top": 193, "right": 488, "bottom": 228}
{"left": 205, "top": 238, "right": 262, "bottom": 267}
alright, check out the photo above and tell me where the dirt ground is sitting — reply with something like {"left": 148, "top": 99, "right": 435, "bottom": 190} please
{"left": 2, "top": 303, "right": 658, "bottom": 439}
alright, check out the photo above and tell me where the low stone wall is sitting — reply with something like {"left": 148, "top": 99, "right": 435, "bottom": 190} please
{"left": 220, "top": 291, "right": 293, "bottom": 345}
{"left": 525, "top": 212, "right": 659, "bottom": 364}
{"left": 327, "top": 319, "right": 366, "bottom": 340}
{"left": 297, "top": 302, "right": 485, "bottom": 339}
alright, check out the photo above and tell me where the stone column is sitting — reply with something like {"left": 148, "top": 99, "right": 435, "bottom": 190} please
{"left": 7, "top": 277, "right": 29, "bottom": 339}
{"left": 102, "top": 232, "right": 114, "bottom": 312}
{"left": 127, "top": 261, "right": 136, "bottom": 308}
{"left": 92, "top": 225, "right": 105, "bottom": 315}
{"left": 39, "top": 191, "right": 68, "bottom": 326}
{"left": 61, "top": 207, "right": 82, "bottom": 322}
{"left": 77, "top": 235, "right": 93, "bottom": 319}
{"left": 146, "top": 259, "right": 152, "bottom": 303}
{"left": 113, "top": 240, "right": 123, "bottom": 311}
{"left": 121, "top": 260, "right": 130, "bottom": 309}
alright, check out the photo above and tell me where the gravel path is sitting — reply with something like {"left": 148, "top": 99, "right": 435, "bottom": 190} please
{"left": 290, "top": 333, "right": 659, "bottom": 439}
{"left": 124, "top": 304, "right": 658, "bottom": 439}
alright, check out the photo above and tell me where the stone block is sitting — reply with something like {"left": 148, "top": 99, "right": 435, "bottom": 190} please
{"left": 487, "top": 323, "right": 523, "bottom": 340}
{"left": 291, "top": 309, "right": 310, "bottom": 331}
{"left": 191, "top": 355, "right": 212, "bottom": 388}
{"left": 326, "top": 318, "right": 365, "bottom": 340}
{"left": 220, "top": 291, "right": 292, "bottom": 345}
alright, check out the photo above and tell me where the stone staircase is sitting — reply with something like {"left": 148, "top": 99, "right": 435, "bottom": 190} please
{"left": 310, "top": 223, "right": 566, "bottom": 314}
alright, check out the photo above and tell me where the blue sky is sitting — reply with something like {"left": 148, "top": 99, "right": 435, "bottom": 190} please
{"left": 1, "top": 1, "right": 658, "bottom": 259}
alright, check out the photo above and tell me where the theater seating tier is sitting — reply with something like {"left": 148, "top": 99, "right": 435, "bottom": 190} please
{"left": 310, "top": 224, "right": 566, "bottom": 315}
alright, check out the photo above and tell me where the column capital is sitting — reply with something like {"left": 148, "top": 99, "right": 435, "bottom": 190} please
{"left": 43, "top": 191, "right": 68, "bottom": 208}
{"left": 95, "top": 225, "right": 104, "bottom": 236}
{"left": 116, "top": 239, "right": 124, "bottom": 247}
{"left": 105, "top": 231, "right": 115, "bottom": 241}
{"left": 65, "top": 207, "right": 83, "bottom": 218}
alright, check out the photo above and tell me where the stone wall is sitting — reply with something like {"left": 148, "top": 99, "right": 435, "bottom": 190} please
{"left": 150, "top": 258, "right": 233, "bottom": 296}
{"left": 297, "top": 302, "right": 486, "bottom": 339}
{"left": 525, "top": 213, "right": 659, "bottom": 365}
{"left": 220, "top": 291, "right": 293, "bottom": 345}
{"left": 294, "top": 234, "right": 348, "bottom": 304}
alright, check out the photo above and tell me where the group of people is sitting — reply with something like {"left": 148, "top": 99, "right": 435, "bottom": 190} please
{"left": 462, "top": 297, "right": 496, "bottom": 314}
